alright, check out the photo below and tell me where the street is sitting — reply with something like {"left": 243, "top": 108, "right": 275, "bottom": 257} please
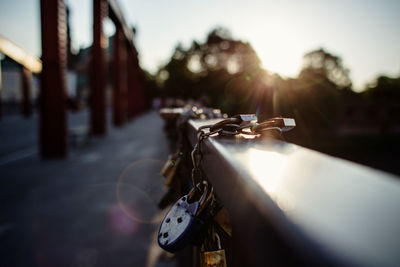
{"left": 0, "top": 110, "right": 177, "bottom": 266}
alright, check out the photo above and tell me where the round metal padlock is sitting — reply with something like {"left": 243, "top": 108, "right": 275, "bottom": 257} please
{"left": 158, "top": 182, "right": 209, "bottom": 253}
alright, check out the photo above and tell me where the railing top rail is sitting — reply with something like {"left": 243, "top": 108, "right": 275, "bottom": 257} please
{"left": 188, "top": 118, "right": 400, "bottom": 266}
{"left": 0, "top": 36, "right": 42, "bottom": 73}
{"left": 107, "top": 0, "right": 137, "bottom": 56}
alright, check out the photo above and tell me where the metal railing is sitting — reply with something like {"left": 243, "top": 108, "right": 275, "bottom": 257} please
{"left": 186, "top": 117, "right": 400, "bottom": 266}
{"left": 0, "top": 36, "right": 40, "bottom": 118}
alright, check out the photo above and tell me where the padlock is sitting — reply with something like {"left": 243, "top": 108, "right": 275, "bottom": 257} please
{"left": 210, "top": 114, "right": 258, "bottom": 133}
{"left": 158, "top": 181, "right": 211, "bottom": 253}
{"left": 200, "top": 233, "right": 227, "bottom": 267}
{"left": 233, "top": 114, "right": 258, "bottom": 123}
{"left": 164, "top": 155, "right": 182, "bottom": 187}
{"left": 253, "top": 117, "right": 296, "bottom": 133}
{"left": 160, "top": 157, "right": 173, "bottom": 177}
{"left": 160, "top": 151, "right": 181, "bottom": 177}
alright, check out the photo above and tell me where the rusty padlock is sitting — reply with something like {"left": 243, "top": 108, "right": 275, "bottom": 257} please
{"left": 160, "top": 151, "right": 180, "bottom": 177}
{"left": 200, "top": 233, "right": 227, "bottom": 267}
{"left": 160, "top": 151, "right": 182, "bottom": 187}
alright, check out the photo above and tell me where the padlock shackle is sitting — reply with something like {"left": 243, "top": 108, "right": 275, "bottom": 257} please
{"left": 198, "top": 181, "right": 208, "bottom": 206}
{"left": 214, "top": 232, "right": 222, "bottom": 250}
{"left": 197, "top": 185, "right": 214, "bottom": 216}
{"left": 187, "top": 181, "right": 208, "bottom": 204}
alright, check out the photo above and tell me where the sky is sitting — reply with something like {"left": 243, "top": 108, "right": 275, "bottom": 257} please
{"left": 0, "top": 0, "right": 399, "bottom": 91}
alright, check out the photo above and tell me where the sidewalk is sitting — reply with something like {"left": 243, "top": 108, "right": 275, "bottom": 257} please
{"left": 0, "top": 111, "right": 177, "bottom": 266}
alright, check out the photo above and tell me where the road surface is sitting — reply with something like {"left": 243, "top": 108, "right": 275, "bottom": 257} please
{"left": 0, "top": 110, "right": 177, "bottom": 267}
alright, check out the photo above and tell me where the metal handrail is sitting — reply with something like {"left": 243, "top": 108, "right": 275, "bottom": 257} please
{"left": 0, "top": 36, "right": 42, "bottom": 73}
{"left": 107, "top": 0, "right": 138, "bottom": 59}
{"left": 187, "top": 118, "right": 400, "bottom": 266}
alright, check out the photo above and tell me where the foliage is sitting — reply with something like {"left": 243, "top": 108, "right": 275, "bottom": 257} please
{"left": 156, "top": 27, "right": 272, "bottom": 115}
{"left": 363, "top": 75, "right": 400, "bottom": 100}
{"left": 300, "top": 48, "right": 352, "bottom": 89}
{"left": 275, "top": 48, "right": 352, "bottom": 135}
{"left": 152, "top": 26, "right": 399, "bottom": 138}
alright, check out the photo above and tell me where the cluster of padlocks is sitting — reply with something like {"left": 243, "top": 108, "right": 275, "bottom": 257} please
{"left": 157, "top": 105, "right": 295, "bottom": 266}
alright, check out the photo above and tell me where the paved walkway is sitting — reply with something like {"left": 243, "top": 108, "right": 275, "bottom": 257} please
{"left": 0, "top": 111, "right": 177, "bottom": 266}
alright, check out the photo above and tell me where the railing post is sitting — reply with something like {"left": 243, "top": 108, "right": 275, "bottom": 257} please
{"left": 112, "top": 26, "right": 125, "bottom": 126}
{"left": 21, "top": 67, "right": 33, "bottom": 117}
{"left": 91, "top": 0, "right": 108, "bottom": 135}
{"left": 40, "top": 0, "right": 68, "bottom": 158}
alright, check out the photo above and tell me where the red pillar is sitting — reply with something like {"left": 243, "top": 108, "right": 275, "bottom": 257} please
{"left": 40, "top": 0, "right": 68, "bottom": 158}
{"left": 112, "top": 26, "right": 126, "bottom": 126}
{"left": 91, "top": 0, "right": 108, "bottom": 135}
{"left": 21, "top": 67, "right": 33, "bottom": 117}
{"left": 0, "top": 61, "right": 2, "bottom": 119}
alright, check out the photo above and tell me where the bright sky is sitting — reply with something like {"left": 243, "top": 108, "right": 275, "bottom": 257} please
{"left": 0, "top": 0, "right": 399, "bottom": 91}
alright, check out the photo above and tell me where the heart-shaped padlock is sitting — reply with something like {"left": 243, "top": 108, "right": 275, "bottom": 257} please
{"left": 158, "top": 182, "right": 209, "bottom": 253}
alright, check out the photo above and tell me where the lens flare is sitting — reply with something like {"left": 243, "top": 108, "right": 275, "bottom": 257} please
{"left": 116, "top": 158, "right": 167, "bottom": 225}
{"left": 107, "top": 203, "right": 140, "bottom": 235}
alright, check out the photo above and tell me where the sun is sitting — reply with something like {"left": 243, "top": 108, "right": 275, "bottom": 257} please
{"left": 246, "top": 22, "right": 307, "bottom": 78}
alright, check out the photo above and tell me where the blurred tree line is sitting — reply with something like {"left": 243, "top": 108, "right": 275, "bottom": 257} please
{"left": 149, "top": 27, "right": 271, "bottom": 114}
{"left": 148, "top": 27, "right": 399, "bottom": 133}
{"left": 145, "top": 26, "right": 400, "bottom": 174}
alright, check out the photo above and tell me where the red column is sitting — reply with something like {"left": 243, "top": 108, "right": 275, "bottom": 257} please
{"left": 91, "top": 0, "right": 108, "bottom": 135}
{"left": 40, "top": 0, "right": 68, "bottom": 158}
{"left": 0, "top": 61, "right": 2, "bottom": 119}
{"left": 112, "top": 26, "right": 126, "bottom": 126}
{"left": 21, "top": 67, "right": 33, "bottom": 117}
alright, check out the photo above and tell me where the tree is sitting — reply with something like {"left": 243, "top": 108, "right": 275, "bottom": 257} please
{"left": 364, "top": 75, "right": 400, "bottom": 100}
{"left": 274, "top": 48, "right": 353, "bottom": 135}
{"left": 156, "top": 27, "right": 273, "bottom": 115}
{"left": 300, "top": 48, "right": 352, "bottom": 89}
